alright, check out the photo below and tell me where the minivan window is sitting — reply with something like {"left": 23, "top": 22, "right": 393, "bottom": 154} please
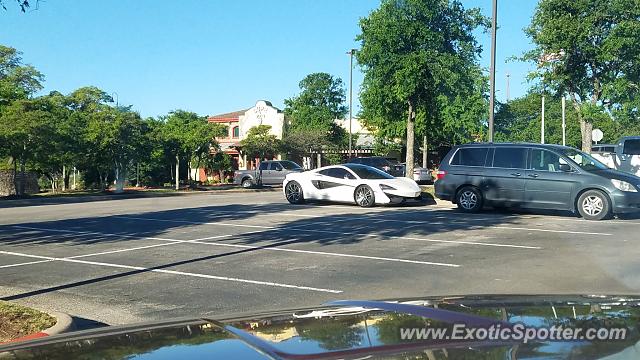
{"left": 623, "top": 139, "right": 640, "bottom": 155}
{"left": 529, "top": 149, "right": 563, "bottom": 172}
{"left": 492, "top": 147, "right": 527, "bottom": 169}
{"left": 450, "top": 147, "right": 488, "bottom": 167}
{"left": 560, "top": 148, "right": 609, "bottom": 171}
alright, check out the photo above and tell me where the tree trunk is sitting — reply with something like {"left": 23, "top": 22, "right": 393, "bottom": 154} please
{"left": 18, "top": 143, "right": 27, "bottom": 196}
{"left": 580, "top": 120, "right": 593, "bottom": 153}
{"left": 569, "top": 93, "right": 592, "bottom": 153}
{"left": 12, "top": 157, "right": 18, "bottom": 196}
{"left": 175, "top": 154, "right": 180, "bottom": 190}
{"left": 405, "top": 101, "right": 416, "bottom": 178}
{"left": 114, "top": 162, "right": 124, "bottom": 193}
{"left": 62, "top": 165, "right": 66, "bottom": 191}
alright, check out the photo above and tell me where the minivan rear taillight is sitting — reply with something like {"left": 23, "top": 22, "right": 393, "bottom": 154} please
{"left": 436, "top": 170, "right": 447, "bottom": 180}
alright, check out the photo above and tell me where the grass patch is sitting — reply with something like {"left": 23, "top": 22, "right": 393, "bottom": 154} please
{"left": 0, "top": 301, "right": 56, "bottom": 342}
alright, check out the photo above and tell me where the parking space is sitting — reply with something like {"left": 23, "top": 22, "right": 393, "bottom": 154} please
{"left": 1, "top": 191, "right": 640, "bottom": 325}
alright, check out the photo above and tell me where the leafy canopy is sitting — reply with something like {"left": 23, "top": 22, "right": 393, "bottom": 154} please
{"left": 356, "top": 0, "right": 488, "bottom": 171}
{"left": 284, "top": 72, "right": 349, "bottom": 155}
{"left": 523, "top": 0, "right": 640, "bottom": 150}
{"left": 240, "top": 125, "right": 282, "bottom": 160}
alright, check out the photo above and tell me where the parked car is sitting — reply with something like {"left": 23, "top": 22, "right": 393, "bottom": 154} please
{"left": 233, "top": 160, "right": 303, "bottom": 188}
{"left": 435, "top": 142, "right": 640, "bottom": 220}
{"left": 3, "top": 296, "right": 637, "bottom": 359}
{"left": 591, "top": 136, "right": 640, "bottom": 178}
{"left": 400, "top": 162, "right": 432, "bottom": 184}
{"left": 283, "top": 163, "right": 422, "bottom": 207}
{"left": 347, "top": 156, "right": 404, "bottom": 177}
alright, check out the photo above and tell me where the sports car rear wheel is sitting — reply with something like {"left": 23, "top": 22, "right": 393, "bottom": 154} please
{"left": 285, "top": 181, "right": 305, "bottom": 204}
{"left": 354, "top": 185, "right": 375, "bottom": 208}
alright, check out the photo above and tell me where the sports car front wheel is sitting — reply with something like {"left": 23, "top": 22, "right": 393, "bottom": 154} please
{"left": 285, "top": 181, "right": 305, "bottom": 204}
{"left": 354, "top": 185, "right": 375, "bottom": 207}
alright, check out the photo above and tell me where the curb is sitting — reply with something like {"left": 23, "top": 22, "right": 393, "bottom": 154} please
{"left": 3, "top": 311, "right": 75, "bottom": 344}
{"left": 42, "top": 312, "right": 75, "bottom": 336}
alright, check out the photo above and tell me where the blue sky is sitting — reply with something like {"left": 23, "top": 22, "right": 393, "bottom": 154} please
{"left": 1, "top": 0, "right": 538, "bottom": 118}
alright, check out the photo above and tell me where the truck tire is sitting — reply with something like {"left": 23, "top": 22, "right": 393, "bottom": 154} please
{"left": 241, "top": 178, "right": 253, "bottom": 189}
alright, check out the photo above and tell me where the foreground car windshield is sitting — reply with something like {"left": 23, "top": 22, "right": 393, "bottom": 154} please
{"left": 346, "top": 165, "right": 395, "bottom": 179}
{"left": 560, "top": 148, "right": 609, "bottom": 171}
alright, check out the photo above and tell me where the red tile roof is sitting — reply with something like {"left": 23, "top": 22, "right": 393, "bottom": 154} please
{"left": 207, "top": 109, "right": 249, "bottom": 122}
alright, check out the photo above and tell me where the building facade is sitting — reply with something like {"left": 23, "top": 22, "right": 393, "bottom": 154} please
{"left": 195, "top": 101, "right": 284, "bottom": 181}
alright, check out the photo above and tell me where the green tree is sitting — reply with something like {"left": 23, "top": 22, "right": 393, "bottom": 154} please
{"left": 283, "top": 73, "right": 349, "bottom": 165}
{"left": 240, "top": 124, "right": 282, "bottom": 164}
{"left": 161, "top": 110, "right": 225, "bottom": 189}
{"left": 65, "top": 86, "right": 115, "bottom": 190}
{"left": 0, "top": 98, "right": 54, "bottom": 195}
{"left": 495, "top": 93, "right": 582, "bottom": 147}
{"left": 0, "top": 45, "right": 43, "bottom": 108}
{"left": 524, "top": 0, "right": 640, "bottom": 153}
{"left": 204, "top": 152, "right": 233, "bottom": 183}
{"left": 85, "top": 107, "right": 146, "bottom": 193}
{"left": 356, "top": 0, "right": 488, "bottom": 176}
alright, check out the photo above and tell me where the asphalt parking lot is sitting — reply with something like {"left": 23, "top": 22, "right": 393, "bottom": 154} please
{"left": 1, "top": 191, "right": 640, "bottom": 326}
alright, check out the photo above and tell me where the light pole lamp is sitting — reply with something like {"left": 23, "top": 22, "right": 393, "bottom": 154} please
{"left": 488, "top": 0, "right": 497, "bottom": 143}
{"left": 347, "top": 49, "right": 357, "bottom": 158}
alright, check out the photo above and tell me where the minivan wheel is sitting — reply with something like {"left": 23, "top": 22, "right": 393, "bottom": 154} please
{"left": 456, "top": 186, "right": 483, "bottom": 213}
{"left": 577, "top": 190, "right": 611, "bottom": 220}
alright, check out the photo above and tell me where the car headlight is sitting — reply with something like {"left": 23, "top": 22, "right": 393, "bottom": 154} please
{"left": 611, "top": 179, "right": 638, "bottom": 192}
{"left": 380, "top": 184, "right": 396, "bottom": 191}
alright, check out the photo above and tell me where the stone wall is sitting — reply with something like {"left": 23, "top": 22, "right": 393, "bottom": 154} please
{"left": 0, "top": 170, "right": 39, "bottom": 196}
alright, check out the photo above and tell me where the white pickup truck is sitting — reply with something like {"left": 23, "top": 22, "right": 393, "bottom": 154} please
{"left": 591, "top": 136, "right": 640, "bottom": 177}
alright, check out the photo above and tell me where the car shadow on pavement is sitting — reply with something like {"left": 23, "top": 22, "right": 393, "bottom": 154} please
{"left": 0, "top": 200, "right": 554, "bottom": 302}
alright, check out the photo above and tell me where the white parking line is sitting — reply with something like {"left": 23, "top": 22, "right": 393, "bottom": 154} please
{"left": 0, "top": 250, "right": 342, "bottom": 294}
{"left": 114, "top": 215, "right": 541, "bottom": 249}
{"left": 9, "top": 226, "right": 460, "bottom": 267}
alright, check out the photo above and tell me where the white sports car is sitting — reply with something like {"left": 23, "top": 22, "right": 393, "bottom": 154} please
{"left": 283, "top": 163, "right": 422, "bottom": 207}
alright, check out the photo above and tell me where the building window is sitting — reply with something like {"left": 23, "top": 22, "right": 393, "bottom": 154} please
{"left": 232, "top": 126, "right": 240, "bottom": 138}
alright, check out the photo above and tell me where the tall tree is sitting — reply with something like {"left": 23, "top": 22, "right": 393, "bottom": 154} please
{"left": 161, "top": 110, "right": 225, "bottom": 189}
{"left": 524, "top": 0, "right": 640, "bottom": 153}
{"left": 357, "top": 0, "right": 488, "bottom": 176}
{"left": 284, "top": 73, "right": 348, "bottom": 161}
{"left": 85, "top": 107, "right": 145, "bottom": 193}
{"left": 0, "top": 98, "right": 54, "bottom": 195}
{"left": 0, "top": 45, "right": 43, "bottom": 108}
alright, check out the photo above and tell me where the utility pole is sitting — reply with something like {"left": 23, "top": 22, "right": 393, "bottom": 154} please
{"left": 347, "top": 49, "right": 356, "bottom": 158}
{"left": 505, "top": 71, "right": 510, "bottom": 102}
{"left": 112, "top": 92, "right": 119, "bottom": 107}
{"left": 488, "top": 0, "right": 497, "bottom": 142}
{"left": 561, "top": 96, "right": 566, "bottom": 146}
{"left": 541, "top": 95, "right": 545, "bottom": 144}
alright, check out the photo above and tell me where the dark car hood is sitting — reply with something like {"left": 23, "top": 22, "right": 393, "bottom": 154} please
{"left": 2, "top": 295, "right": 640, "bottom": 359}
{"left": 591, "top": 168, "right": 640, "bottom": 184}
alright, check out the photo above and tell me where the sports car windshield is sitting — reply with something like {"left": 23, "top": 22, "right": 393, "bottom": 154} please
{"left": 346, "top": 165, "right": 395, "bottom": 179}
{"left": 560, "top": 148, "right": 609, "bottom": 171}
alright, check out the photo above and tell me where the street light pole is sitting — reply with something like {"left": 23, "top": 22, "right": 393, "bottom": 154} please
{"left": 541, "top": 95, "right": 545, "bottom": 144}
{"left": 347, "top": 49, "right": 356, "bottom": 159}
{"left": 112, "top": 92, "right": 119, "bottom": 107}
{"left": 488, "top": 0, "right": 497, "bottom": 143}
{"left": 561, "top": 96, "right": 566, "bottom": 146}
